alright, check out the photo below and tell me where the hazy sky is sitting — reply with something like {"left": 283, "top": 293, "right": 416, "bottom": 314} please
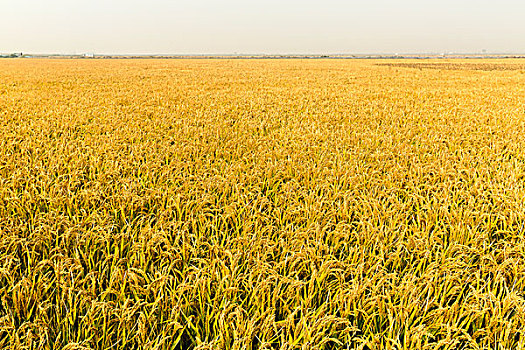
{"left": 1, "top": 0, "right": 524, "bottom": 54}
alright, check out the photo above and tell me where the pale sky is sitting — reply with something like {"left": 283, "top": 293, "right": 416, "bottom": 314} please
{"left": 1, "top": 0, "right": 524, "bottom": 54}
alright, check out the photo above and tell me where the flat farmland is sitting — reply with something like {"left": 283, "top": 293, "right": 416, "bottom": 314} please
{"left": 1, "top": 59, "right": 525, "bottom": 349}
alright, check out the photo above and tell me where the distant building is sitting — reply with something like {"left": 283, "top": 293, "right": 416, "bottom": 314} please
{"left": 84, "top": 53, "right": 95, "bottom": 58}
{"left": 2, "top": 53, "right": 23, "bottom": 58}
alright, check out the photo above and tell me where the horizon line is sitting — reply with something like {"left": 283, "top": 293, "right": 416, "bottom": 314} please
{"left": 4, "top": 52, "right": 525, "bottom": 57}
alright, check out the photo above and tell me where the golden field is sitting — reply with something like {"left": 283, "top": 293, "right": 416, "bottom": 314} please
{"left": 1, "top": 58, "right": 525, "bottom": 349}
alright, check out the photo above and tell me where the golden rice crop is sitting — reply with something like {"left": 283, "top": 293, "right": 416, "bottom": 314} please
{"left": 1, "top": 58, "right": 525, "bottom": 349}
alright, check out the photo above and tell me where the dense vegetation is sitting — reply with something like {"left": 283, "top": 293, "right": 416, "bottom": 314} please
{"left": 1, "top": 59, "right": 525, "bottom": 349}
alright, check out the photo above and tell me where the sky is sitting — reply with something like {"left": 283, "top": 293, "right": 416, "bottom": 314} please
{"left": 1, "top": 0, "right": 524, "bottom": 55}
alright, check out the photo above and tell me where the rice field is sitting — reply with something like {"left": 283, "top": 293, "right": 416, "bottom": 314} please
{"left": 1, "top": 58, "right": 525, "bottom": 349}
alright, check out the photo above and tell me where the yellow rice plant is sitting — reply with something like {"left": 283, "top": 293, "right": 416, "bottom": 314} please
{"left": 1, "top": 58, "right": 525, "bottom": 349}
